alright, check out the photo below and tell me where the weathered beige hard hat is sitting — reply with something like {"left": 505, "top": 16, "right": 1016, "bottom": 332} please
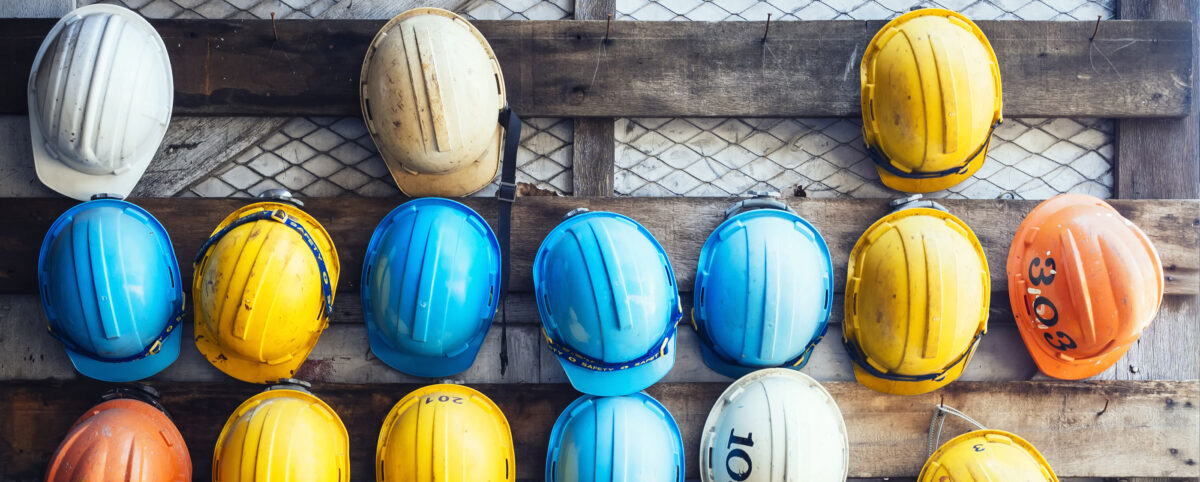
{"left": 360, "top": 8, "right": 507, "bottom": 197}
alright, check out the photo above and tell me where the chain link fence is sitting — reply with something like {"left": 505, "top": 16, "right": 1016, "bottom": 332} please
{"left": 85, "top": 0, "right": 1117, "bottom": 200}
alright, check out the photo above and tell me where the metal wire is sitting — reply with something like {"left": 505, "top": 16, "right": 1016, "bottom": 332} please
{"left": 927, "top": 404, "right": 989, "bottom": 458}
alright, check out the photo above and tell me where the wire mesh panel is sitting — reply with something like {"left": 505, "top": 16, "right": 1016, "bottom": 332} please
{"left": 84, "top": 0, "right": 1117, "bottom": 200}
{"left": 615, "top": 117, "right": 1114, "bottom": 198}
{"left": 615, "top": 0, "right": 1116, "bottom": 199}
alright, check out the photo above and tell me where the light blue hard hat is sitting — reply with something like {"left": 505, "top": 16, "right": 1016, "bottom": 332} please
{"left": 38, "top": 198, "right": 184, "bottom": 382}
{"left": 361, "top": 198, "right": 501, "bottom": 377}
{"left": 546, "top": 392, "right": 684, "bottom": 482}
{"left": 534, "top": 209, "right": 682, "bottom": 396}
{"left": 693, "top": 197, "right": 833, "bottom": 379}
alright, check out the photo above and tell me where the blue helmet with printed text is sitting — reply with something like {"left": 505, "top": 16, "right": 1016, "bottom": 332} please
{"left": 362, "top": 198, "right": 501, "bottom": 377}
{"left": 38, "top": 198, "right": 184, "bottom": 382}
{"left": 534, "top": 209, "right": 681, "bottom": 396}
{"left": 546, "top": 392, "right": 684, "bottom": 482}
{"left": 693, "top": 197, "right": 833, "bottom": 379}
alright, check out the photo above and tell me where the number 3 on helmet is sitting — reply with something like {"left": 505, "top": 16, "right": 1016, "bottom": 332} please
{"left": 1007, "top": 193, "right": 1163, "bottom": 380}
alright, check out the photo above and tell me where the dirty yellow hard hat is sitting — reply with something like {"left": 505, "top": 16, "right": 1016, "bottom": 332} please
{"left": 377, "top": 384, "right": 515, "bottom": 482}
{"left": 861, "top": 8, "right": 1003, "bottom": 193}
{"left": 920, "top": 405, "right": 1057, "bottom": 481}
{"left": 193, "top": 193, "right": 339, "bottom": 384}
{"left": 360, "top": 8, "right": 516, "bottom": 197}
{"left": 843, "top": 197, "right": 989, "bottom": 395}
{"left": 213, "top": 381, "right": 349, "bottom": 482}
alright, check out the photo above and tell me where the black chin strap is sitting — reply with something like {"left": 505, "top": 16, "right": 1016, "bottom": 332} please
{"left": 496, "top": 107, "right": 521, "bottom": 376}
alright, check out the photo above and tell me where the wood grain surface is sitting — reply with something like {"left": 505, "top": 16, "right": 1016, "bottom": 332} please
{"left": 0, "top": 197, "right": 1194, "bottom": 295}
{"left": 0, "top": 380, "right": 1194, "bottom": 480}
{"left": 0, "top": 19, "right": 1191, "bottom": 117}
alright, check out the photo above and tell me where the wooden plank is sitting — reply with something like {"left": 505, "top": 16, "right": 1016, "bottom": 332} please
{"left": 570, "top": 119, "right": 615, "bottom": 195}
{"left": 0, "top": 380, "right": 1194, "bottom": 480}
{"left": 0, "top": 197, "right": 1194, "bottom": 295}
{"left": 1114, "top": 0, "right": 1200, "bottom": 432}
{"left": 0, "top": 291, "right": 1044, "bottom": 384}
{"left": 1117, "top": 0, "right": 1200, "bottom": 200}
{"left": 0, "top": 20, "right": 1191, "bottom": 118}
{"left": 570, "top": 0, "right": 617, "bottom": 197}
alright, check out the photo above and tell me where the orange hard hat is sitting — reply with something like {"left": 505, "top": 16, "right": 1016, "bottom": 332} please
{"left": 45, "top": 393, "right": 191, "bottom": 481}
{"left": 1007, "top": 193, "right": 1163, "bottom": 380}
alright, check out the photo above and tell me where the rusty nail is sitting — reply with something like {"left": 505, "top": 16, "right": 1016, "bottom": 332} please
{"left": 604, "top": 13, "right": 612, "bottom": 42}
{"left": 271, "top": 12, "right": 278, "bottom": 41}
{"left": 762, "top": 13, "right": 771, "bottom": 43}
{"left": 1089, "top": 15, "right": 1101, "bottom": 41}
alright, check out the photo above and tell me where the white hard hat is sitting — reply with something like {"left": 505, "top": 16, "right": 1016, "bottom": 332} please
{"left": 700, "top": 369, "right": 850, "bottom": 482}
{"left": 28, "top": 4, "right": 173, "bottom": 201}
{"left": 360, "top": 8, "right": 508, "bottom": 197}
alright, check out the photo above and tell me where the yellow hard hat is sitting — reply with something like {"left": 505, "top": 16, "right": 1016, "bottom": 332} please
{"left": 843, "top": 198, "right": 989, "bottom": 395}
{"left": 360, "top": 8, "right": 510, "bottom": 197}
{"left": 861, "top": 8, "right": 1003, "bottom": 193}
{"left": 193, "top": 196, "right": 339, "bottom": 384}
{"left": 377, "top": 384, "right": 515, "bottom": 482}
{"left": 921, "top": 430, "right": 1057, "bottom": 481}
{"left": 213, "top": 383, "right": 349, "bottom": 482}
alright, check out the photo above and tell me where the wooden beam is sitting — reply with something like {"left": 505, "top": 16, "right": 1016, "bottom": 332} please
{"left": 0, "top": 19, "right": 1191, "bottom": 118}
{"left": 570, "top": 119, "right": 615, "bottom": 196}
{"left": 570, "top": 0, "right": 617, "bottom": 197}
{"left": 1117, "top": 0, "right": 1200, "bottom": 199}
{"left": 0, "top": 291, "right": 1044, "bottom": 384}
{"left": 0, "top": 380, "right": 1194, "bottom": 479}
{"left": 0, "top": 197, "right": 1194, "bottom": 295}
{"left": 1114, "top": 0, "right": 1200, "bottom": 433}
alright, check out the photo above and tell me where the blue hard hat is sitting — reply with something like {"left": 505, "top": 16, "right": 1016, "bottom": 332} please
{"left": 693, "top": 198, "right": 833, "bottom": 379}
{"left": 546, "top": 392, "right": 684, "bottom": 482}
{"left": 534, "top": 210, "right": 681, "bottom": 396}
{"left": 37, "top": 199, "right": 184, "bottom": 382}
{"left": 361, "top": 198, "right": 501, "bottom": 377}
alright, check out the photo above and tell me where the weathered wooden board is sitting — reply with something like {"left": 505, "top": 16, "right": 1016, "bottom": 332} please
{"left": 0, "top": 19, "right": 1191, "bottom": 117}
{"left": 0, "top": 292, "right": 1042, "bottom": 384}
{"left": 569, "top": 0, "right": 618, "bottom": 197}
{"left": 0, "top": 197, "right": 1194, "bottom": 295}
{"left": 571, "top": 120, "right": 614, "bottom": 196}
{"left": 0, "top": 380, "right": 1195, "bottom": 480}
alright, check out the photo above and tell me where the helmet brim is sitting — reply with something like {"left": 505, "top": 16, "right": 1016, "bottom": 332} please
{"left": 851, "top": 352, "right": 971, "bottom": 396}
{"left": 1019, "top": 329, "right": 1134, "bottom": 380}
{"left": 697, "top": 338, "right": 762, "bottom": 380}
{"left": 31, "top": 136, "right": 151, "bottom": 201}
{"left": 556, "top": 337, "right": 676, "bottom": 397}
{"left": 874, "top": 140, "right": 989, "bottom": 194}
{"left": 65, "top": 324, "right": 181, "bottom": 382}
{"left": 366, "top": 319, "right": 489, "bottom": 378}
{"left": 195, "top": 333, "right": 311, "bottom": 384}
{"left": 388, "top": 129, "right": 501, "bottom": 197}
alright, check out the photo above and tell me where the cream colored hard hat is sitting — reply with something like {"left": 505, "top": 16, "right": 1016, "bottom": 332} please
{"left": 360, "top": 8, "right": 510, "bottom": 197}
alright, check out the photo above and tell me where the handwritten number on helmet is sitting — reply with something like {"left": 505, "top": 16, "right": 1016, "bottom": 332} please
{"left": 972, "top": 444, "right": 985, "bottom": 452}
{"left": 1028, "top": 257, "right": 1056, "bottom": 286}
{"left": 1027, "top": 256, "right": 1072, "bottom": 350}
{"left": 425, "top": 395, "right": 465, "bottom": 405}
{"left": 1032, "top": 297, "right": 1059, "bottom": 328}
{"left": 1044, "top": 331, "right": 1078, "bottom": 351}
{"left": 726, "top": 430, "right": 754, "bottom": 481}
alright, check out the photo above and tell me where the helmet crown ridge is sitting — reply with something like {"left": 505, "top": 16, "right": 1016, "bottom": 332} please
{"left": 194, "top": 202, "right": 340, "bottom": 384}
{"left": 362, "top": 199, "right": 502, "bottom": 377}
{"left": 861, "top": 9, "right": 1002, "bottom": 193}
{"left": 30, "top": 4, "right": 174, "bottom": 200}
{"left": 377, "top": 385, "right": 515, "bottom": 482}
{"left": 361, "top": 8, "right": 506, "bottom": 196}
{"left": 1007, "top": 194, "right": 1163, "bottom": 379}
{"left": 694, "top": 207, "right": 833, "bottom": 378}
{"left": 846, "top": 208, "right": 989, "bottom": 395}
